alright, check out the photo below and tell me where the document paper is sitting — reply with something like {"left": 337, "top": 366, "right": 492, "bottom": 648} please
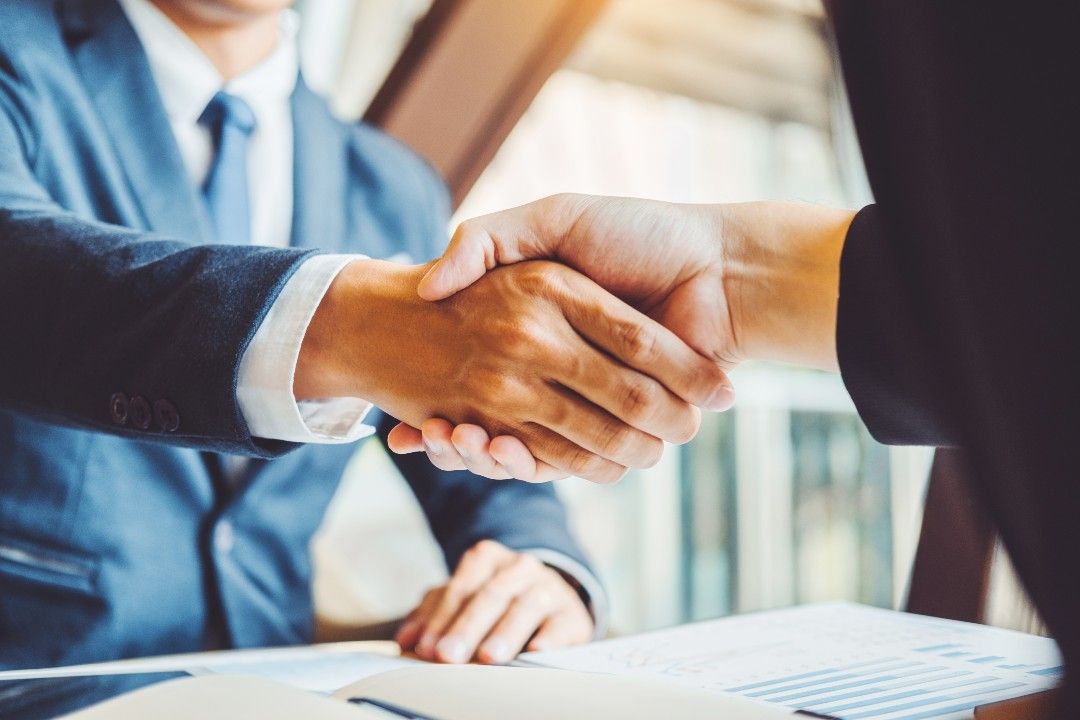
{"left": 520, "top": 602, "right": 1062, "bottom": 720}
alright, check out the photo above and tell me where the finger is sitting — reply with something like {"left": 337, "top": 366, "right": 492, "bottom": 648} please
{"left": 416, "top": 540, "right": 513, "bottom": 659}
{"left": 476, "top": 581, "right": 570, "bottom": 664}
{"left": 396, "top": 588, "right": 443, "bottom": 650}
{"left": 515, "top": 423, "right": 628, "bottom": 484}
{"left": 557, "top": 271, "right": 734, "bottom": 412}
{"left": 488, "top": 435, "right": 569, "bottom": 483}
{"left": 386, "top": 422, "right": 423, "bottom": 454}
{"left": 433, "top": 556, "right": 545, "bottom": 664}
{"left": 450, "top": 425, "right": 512, "bottom": 480}
{"left": 553, "top": 338, "right": 702, "bottom": 446}
{"left": 530, "top": 383, "right": 665, "bottom": 470}
{"left": 419, "top": 418, "right": 467, "bottom": 472}
{"left": 525, "top": 607, "right": 595, "bottom": 653}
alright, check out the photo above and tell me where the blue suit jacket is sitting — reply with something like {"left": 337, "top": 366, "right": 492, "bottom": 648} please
{"left": 0, "top": 0, "right": 590, "bottom": 670}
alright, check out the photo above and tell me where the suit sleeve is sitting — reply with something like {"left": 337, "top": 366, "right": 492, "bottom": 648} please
{"left": 0, "top": 61, "right": 312, "bottom": 456}
{"left": 837, "top": 204, "right": 960, "bottom": 446}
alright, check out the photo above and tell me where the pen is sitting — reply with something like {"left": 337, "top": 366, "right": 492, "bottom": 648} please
{"left": 794, "top": 710, "right": 841, "bottom": 719}
{"left": 348, "top": 696, "right": 446, "bottom": 720}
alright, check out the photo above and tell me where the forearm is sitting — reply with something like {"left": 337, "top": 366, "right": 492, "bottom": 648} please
{"left": 0, "top": 207, "right": 314, "bottom": 453}
{"left": 719, "top": 201, "right": 855, "bottom": 371}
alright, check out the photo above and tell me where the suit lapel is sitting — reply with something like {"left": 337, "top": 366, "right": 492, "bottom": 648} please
{"left": 59, "top": 0, "right": 210, "bottom": 242}
{"left": 290, "top": 79, "right": 348, "bottom": 252}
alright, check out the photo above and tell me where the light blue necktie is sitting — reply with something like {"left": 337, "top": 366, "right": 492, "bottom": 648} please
{"left": 198, "top": 91, "right": 257, "bottom": 245}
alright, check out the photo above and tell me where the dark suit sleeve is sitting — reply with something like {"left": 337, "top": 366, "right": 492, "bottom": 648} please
{"left": 0, "top": 61, "right": 310, "bottom": 456}
{"left": 375, "top": 414, "right": 593, "bottom": 572}
{"left": 837, "top": 204, "right": 959, "bottom": 445}
{"left": 829, "top": 2, "right": 1080, "bottom": 701}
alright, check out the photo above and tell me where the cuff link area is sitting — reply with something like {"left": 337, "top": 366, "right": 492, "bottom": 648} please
{"left": 109, "top": 393, "right": 180, "bottom": 433}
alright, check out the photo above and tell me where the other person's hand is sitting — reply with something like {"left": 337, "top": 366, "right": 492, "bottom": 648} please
{"left": 388, "top": 196, "right": 854, "bottom": 480}
{"left": 396, "top": 540, "right": 594, "bottom": 664}
{"left": 296, "top": 258, "right": 731, "bottom": 483}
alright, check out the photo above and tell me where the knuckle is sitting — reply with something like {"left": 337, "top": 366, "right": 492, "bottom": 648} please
{"left": 467, "top": 368, "right": 520, "bottom": 408}
{"left": 567, "top": 447, "right": 603, "bottom": 478}
{"left": 618, "top": 320, "right": 661, "bottom": 365}
{"left": 688, "top": 361, "right": 724, "bottom": 399}
{"left": 511, "top": 553, "right": 541, "bottom": 573}
{"left": 597, "top": 421, "right": 637, "bottom": 462}
{"left": 515, "top": 263, "right": 567, "bottom": 298}
{"left": 444, "top": 577, "right": 469, "bottom": 599}
{"left": 543, "top": 397, "right": 571, "bottom": 430}
{"left": 473, "top": 539, "right": 501, "bottom": 557}
{"left": 618, "top": 377, "right": 659, "bottom": 425}
{"left": 562, "top": 349, "right": 586, "bottom": 380}
{"left": 509, "top": 592, "right": 541, "bottom": 614}
{"left": 500, "top": 317, "right": 550, "bottom": 359}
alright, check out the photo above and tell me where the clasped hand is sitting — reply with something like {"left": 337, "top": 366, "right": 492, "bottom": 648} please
{"left": 385, "top": 194, "right": 853, "bottom": 481}
{"left": 296, "top": 251, "right": 732, "bottom": 483}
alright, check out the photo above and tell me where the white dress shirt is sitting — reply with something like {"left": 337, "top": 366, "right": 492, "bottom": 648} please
{"left": 119, "top": 0, "right": 373, "bottom": 444}
{"left": 117, "top": 0, "right": 607, "bottom": 635}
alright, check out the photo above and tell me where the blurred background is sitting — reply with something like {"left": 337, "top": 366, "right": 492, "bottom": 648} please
{"left": 286, "top": 0, "right": 987, "bottom": 638}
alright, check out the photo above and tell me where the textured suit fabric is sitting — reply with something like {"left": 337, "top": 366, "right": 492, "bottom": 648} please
{"left": 0, "top": 0, "right": 591, "bottom": 669}
{"left": 830, "top": 1, "right": 1080, "bottom": 711}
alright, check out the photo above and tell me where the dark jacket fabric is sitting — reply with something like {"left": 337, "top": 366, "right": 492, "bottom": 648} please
{"left": 0, "top": 0, "right": 590, "bottom": 669}
{"left": 831, "top": 1, "right": 1080, "bottom": 711}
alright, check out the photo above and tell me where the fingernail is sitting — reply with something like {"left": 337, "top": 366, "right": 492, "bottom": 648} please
{"left": 418, "top": 264, "right": 439, "bottom": 291}
{"left": 706, "top": 383, "right": 735, "bottom": 412}
{"left": 423, "top": 439, "right": 441, "bottom": 456}
{"left": 482, "top": 638, "right": 513, "bottom": 664}
{"left": 436, "top": 636, "right": 470, "bottom": 664}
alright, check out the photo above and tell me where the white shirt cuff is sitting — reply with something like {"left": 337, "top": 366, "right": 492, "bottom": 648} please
{"left": 237, "top": 253, "right": 377, "bottom": 444}
{"left": 523, "top": 548, "right": 609, "bottom": 640}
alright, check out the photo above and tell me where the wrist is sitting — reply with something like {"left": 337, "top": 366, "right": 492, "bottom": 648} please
{"left": 719, "top": 202, "right": 853, "bottom": 371}
{"left": 295, "top": 258, "right": 434, "bottom": 401}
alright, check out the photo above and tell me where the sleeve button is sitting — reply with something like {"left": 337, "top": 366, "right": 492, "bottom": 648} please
{"left": 129, "top": 396, "right": 152, "bottom": 430}
{"left": 109, "top": 392, "right": 129, "bottom": 425}
{"left": 153, "top": 399, "right": 180, "bottom": 433}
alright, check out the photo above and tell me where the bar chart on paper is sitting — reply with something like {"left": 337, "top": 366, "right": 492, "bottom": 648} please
{"left": 521, "top": 603, "right": 1062, "bottom": 720}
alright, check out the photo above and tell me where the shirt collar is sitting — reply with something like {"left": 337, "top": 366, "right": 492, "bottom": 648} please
{"left": 117, "top": 0, "right": 299, "bottom": 128}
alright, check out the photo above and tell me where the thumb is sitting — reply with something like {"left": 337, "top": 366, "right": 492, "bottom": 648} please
{"left": 418, "top": 197, "right": 574, "bottom": 301}
{"left": 418, "top": 223, "right": 497, "bottom": 301}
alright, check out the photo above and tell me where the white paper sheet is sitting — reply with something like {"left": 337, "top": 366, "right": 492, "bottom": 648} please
{"left": 520, "top": 602, "right": 1062, "bottom": 720}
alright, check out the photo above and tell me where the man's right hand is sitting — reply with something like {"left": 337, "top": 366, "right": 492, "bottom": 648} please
{"left": 294, "top": 258, "right": 731, "bottom": 483}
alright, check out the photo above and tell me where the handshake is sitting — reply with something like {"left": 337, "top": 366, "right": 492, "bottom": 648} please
{"left": 296, "top": 194, "right": 854, "bottom": 483}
